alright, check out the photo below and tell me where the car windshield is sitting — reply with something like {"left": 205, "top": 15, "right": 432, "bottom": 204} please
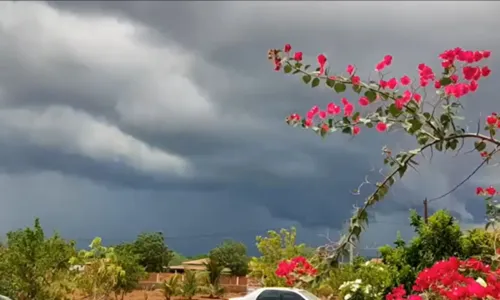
{"left": 299, "top": 290, "right": 320, "bottom": 300}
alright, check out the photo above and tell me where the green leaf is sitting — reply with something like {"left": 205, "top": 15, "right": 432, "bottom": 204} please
{"left": 474, "top": 141, "right": 487, "bottom": 152}
{"left": 292, "top": 69, "right": 301, "bottom": 74}
{"left": 334, "top": 83, "right": 347, "bottom": 93}
{"left": 304, "top": 64, "right": 311, "bottom": 70}
{"left": 364, "top": 90, "right": 377, "bottom": 102}
{"left": 328, "top": 118, "right": 333, "bottom": 127}
{"left": 417, "top": 134, "right": 429, "bottom": 145}
{"left": 342, "top": 127, "right": 352, "bottom": 134}
{"left": 326, "top": 78, "right": 336, "bottom": 88}
{"left": 352, "top": 112, "right": 360, "bottom": 122}
{"left": 439, "top": 77, "right": 452, "bottom": 86}
{"left": 447, "top": 139, "right": 458, "bottom": 151}
{"left": 283, "top": 65, "right": 292, "bottom": 74}
{"left": 366, "top": 122, "right": 373, "bottom": 128}
{"left": 423, "top": 112, "right": 431, "bottom": 120}
{"left": 352, "top": 85, "right": 363, "bottom": 94}
{"left": 311, "top": 77, "right": 320, "bottom": 88}
{"left": 398, "top": 165, "right": 407, "bottom": 178}
{"left": 342, "top": 117, "right": 351, "bottom": 125}
{"left": 302, "top": 74, "right": 312, "bottom": 84}
{"left": 388, "top": 104, "right": 401, "bottom": 117}
{"left": 408, "top": 119, "right": 423, "bottom": 135}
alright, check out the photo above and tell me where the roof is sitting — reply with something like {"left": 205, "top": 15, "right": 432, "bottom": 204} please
{"left": 169, "top": 258, "right": 231, "bottom": 273}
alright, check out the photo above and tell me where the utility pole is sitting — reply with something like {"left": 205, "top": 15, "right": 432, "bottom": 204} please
{"left": 423, "top": 198, "right": 429, "bottom": 224}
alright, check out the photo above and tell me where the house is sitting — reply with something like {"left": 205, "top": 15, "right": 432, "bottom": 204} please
{"left": 168, "top": 258, "right": 231, "bottom": 274}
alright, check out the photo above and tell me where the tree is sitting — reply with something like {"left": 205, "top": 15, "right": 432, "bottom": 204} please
{"left": 200, "top": 259, "right": 225, "bottom": 298}
{"left": 170, "top": 252, "right": 188, "bottom": 266}
{"left": 117, "top": 232, "right": 174, "bottom": 272}
{"left": 71, "top": 237, "right": 124, "bottom": 300}
{"left": 112, "top": 247, "right": 147, "bottom": 300}
{"left": 378, "top": 209, "right": 490, "bottom": 292}
{"left": 208, "top": 240, "right": 249, "bottom": 276}
{"left": 180, "top": 270, "right": 198, "bottom": 300}
{"left": 249, "top": 227, "right": 308, "bottom": 287}
{"left": 160, "top": 275, "right": 181, "bottom": 300}
{"left": 0, "top": 218, "right": 75, "bottom": 300}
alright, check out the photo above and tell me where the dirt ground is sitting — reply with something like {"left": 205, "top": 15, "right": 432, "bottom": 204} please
{"left": 121, "top": 291, "right": 244, "bottom": 300}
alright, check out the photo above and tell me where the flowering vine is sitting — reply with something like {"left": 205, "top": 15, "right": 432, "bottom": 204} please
{"left": 268, "top": 44, "right": 497, "bottom": 265}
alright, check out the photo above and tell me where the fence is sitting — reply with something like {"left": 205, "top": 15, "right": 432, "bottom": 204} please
{"left": 140, "top": 273, "right": 249, "bottom": 293}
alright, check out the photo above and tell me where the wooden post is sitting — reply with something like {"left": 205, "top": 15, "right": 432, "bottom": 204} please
{"left": 423, "top": 198, "right": 428, "bottom": 224}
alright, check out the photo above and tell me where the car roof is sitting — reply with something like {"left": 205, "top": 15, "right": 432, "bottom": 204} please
{"left": 254, "top": 287, "right": 305, "bottom": 292}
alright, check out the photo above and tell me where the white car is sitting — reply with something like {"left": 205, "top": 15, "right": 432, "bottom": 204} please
{"left": 230, "top": 287, "right": 320, "bottom": 300}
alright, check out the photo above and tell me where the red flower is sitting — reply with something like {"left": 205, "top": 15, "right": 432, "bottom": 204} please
{"left": 317, "top": 54, "right": 327, "bottom": 75}
{"left": 400, "top": 75, "right": 411, "bottom": 86}
{"left": 352, "top": 75, "right": 361, "bottom": 86}
{"left": 375, "top": 61, "right": 386, "bottom": 72}
{"left": 376, "top": 122, "right": 387, "bottom": 132}
{"left": 327, "top": 102, "right": 341, "bottom": 115}
{"left": 482, "top": 66, "right": 491, "bottom": 77}
{"left": 284, "top": 44, "right": 292, "bottom": 53}
{"left": 387, "top": 78, "right": 398, "bottom": 89}
{"left": 486, "top": 115, "right": 497, "bottom": 125}
{"left": 358, "top": 96, "right": 369, "bottom": 107}
{"left": 476, "top": 187, "right": 484, "bottom": 195}
{"left": 346, "top": 64, "right": 355, "bottom": 75}
{"left": 486, "top": 186, "right": 496, "bottom": 196}
{"left": 384, "top": 55, "right": 393, "bottom": 65}
{"left": 294, "top": 52, "right": 303, "bottom": 61}
{"left": 352, "top": 126, "right": 360, "bottom": 135}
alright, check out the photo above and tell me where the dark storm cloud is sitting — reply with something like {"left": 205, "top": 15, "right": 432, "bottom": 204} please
{"left": 1, "top": 1, "right": 500, "bottom": 254}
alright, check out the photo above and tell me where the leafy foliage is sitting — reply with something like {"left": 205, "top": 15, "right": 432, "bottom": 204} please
{"left": 113, "top": 246, "right": 147, "bottom": 300}
{"left": 208, "top": 240, "right": 249, "bottom": 276}
{"left": 180, "top": 270, "right": 198, "bottom": 300}
{"left": 0, "top": 218, "right": 75, "bottom": 300}
{"left": 199, "top": 259, "right": 225, "bottom": 298}
{"left": 70, "top": 237, "right": 125, "bottom": 300}
{"left": 160, "top": 275, "right": 181, "bottom": 300}
{"left": 116, "top": 232, "right": 173, "bottom": 272}
{"left": 249, "top": 227, "right": 308, "bottom": 287}
{"left": 379, "top": 210, "right": 495, "bottom": 292}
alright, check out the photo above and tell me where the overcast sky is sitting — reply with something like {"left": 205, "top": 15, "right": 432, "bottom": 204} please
{"left": 0, "top": 1, "right": 499, "bottom": 256}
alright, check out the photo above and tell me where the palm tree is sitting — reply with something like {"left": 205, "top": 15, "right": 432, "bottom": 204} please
{"left": 160, "top": 275, "right": 181, "bottom": 300}
{"left": 201, "top": 259, "right": 225, "bottom": 298}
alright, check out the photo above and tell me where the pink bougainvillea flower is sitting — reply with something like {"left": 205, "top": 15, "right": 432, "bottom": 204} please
{"left": 486, "top": 114, "right": 498, "bottom": 125}
{"left": 379, "top": 79, "right": 388, "bottom": 89}
{"left": 318, "top": 111, "right": 327, "bottom": 119}
{"left": 317, "top": 54, "right": 327, "bottom": 75}
{"left": 352, "top": 126, "right": 360, "bottom": 135}
{"left": 375, "top": 61, "right": 386, "bottom": 72}
{"left": 358, "top": 96, "right": 369, "bottom": 107}
{"left": 400, "top": 75, "right": 411, "bottom": 86}
{"left": 344, "top": 104, "right": 354, "bottom": 117}
{"left": 486, "top": 186, "right": 497, "bottom": 196}
{"left": 284, "top": 44, "right": 292, "bottom": 53}
{"left": 346, "top": 64, "right": 355, "bottom": 75}
{"left": 387, "top": 78, "right": 398, "bottom": 89}
{"left": 327, "top": 102, "right": 341, "bottom": 115}
{"left": 294, "top": 52, "right": 303, "bottom": 61}
{"left": 376, "top": 122, "right": 387, "bottom": 132}
{"left": 482, "top": 66, "right": 491, "bottom": 77}
{"left": 351, "top": 75, "right": 361, "bottom": 85}
{"left": 383, "top": 54, "right": 393, "bottom": 65}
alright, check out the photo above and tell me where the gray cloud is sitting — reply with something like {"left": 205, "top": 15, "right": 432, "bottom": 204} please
{"left": 0, "top": 1, "right": 499, "bottom": 254}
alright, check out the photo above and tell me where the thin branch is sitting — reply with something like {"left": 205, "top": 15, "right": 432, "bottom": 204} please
{"left": 428, "top": 148, "right": 500, "bottom": 203}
